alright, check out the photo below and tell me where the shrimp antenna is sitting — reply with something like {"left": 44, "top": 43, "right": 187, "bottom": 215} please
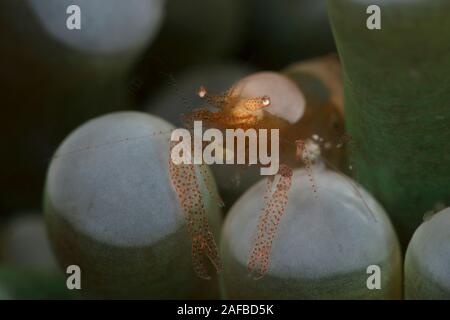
{"left": 50, "top": 129, "right": 174, "bottom": 162}
{"left": 278, "top": 135, "right": 376, "bottom": 222}
{"left": 320, "top": 156, "right": 377, "bottom": 223}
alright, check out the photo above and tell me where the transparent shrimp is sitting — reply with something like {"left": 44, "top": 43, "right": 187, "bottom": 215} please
{"left": 178, "top": 73, "right": 373, "bottom": 280}
{"left": 49, "top": 70, "right": 372, "bottom": 281}
{"left": 193, "top": 78, "right": 373, "bottom": 280}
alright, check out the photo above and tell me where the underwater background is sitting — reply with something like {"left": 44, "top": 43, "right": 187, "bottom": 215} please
{"left": 0, "top": 0, "right": 449, "bottom": 300}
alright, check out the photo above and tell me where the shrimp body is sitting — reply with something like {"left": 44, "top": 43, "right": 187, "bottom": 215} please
{"left": 171, "top": 71, "right": 348, "bottom": 280}
{"left": 187, "top": 86, "right": 271, "bottom": 130}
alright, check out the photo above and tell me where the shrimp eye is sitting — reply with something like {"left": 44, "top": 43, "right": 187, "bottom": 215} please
{"left": 198, "top": 86, "right": 207, "bottom": 98}
{"left": 261, "top": 96, "right": 271, "bottom": 107}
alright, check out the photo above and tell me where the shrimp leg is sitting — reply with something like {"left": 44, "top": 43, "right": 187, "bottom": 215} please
{"left": 247, "top": 164, "right": 293, "bottom": 279}
{"left": 168, "top": 142, "right": 222, "bottom": 279}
